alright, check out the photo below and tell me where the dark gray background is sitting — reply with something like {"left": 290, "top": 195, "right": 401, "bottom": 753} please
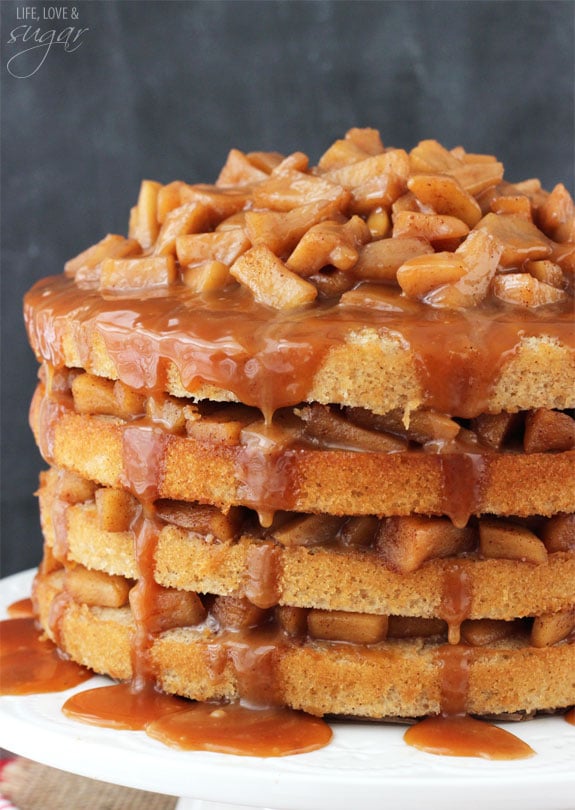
{"left": 1, "top": 0, "right": 574, "bottom": 577}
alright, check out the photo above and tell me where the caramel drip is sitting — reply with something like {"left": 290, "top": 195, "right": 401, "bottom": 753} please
{"left": 439, "top": 453, "right": 487, "bottom": 527}
{"left": 121, "top": 425, "right": 169, "bottom": 501}
{"left": 236, "top": 429, "right": 300, "bottom": 517}
{"left": 47, "top": 589, "right": 73, "bottom": 653}
{"left": 50, "top": 497, "right": 69, "bottom": 563}
{"left": 33, "top": 387, "right": 72, "bottom": 464}
{"left": 24, "top": 276, "right": 575, "bottom": 418}
{"left": 440, "top": 563, "right": 472, "bottom": 645}
{"left": 205, "top": 628, "right": 284, "bottom": 708}
{"left": 127, "top": 509, "right": 164, "bottom": 690}
{"left": 244, "top": 542, "right": 283, "bottom": 609}
{"left": 438, "top": 644, "right": 473, "bottom": 716}
{"left": 566, "top": 708, "right": 575, "bottom": 725}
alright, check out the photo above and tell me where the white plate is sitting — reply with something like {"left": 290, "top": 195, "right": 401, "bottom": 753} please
{"left": 1, "top": 569, "right": 574, "bottom": 810}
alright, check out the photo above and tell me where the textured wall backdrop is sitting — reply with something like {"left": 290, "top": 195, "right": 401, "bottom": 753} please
{"left": 1, "top": 0, "right": 574, "bottom": 575}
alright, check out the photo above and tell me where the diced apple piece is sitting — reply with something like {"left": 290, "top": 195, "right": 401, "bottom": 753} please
{"left": 460, "top": 618, "right": 521, "bottom": 646}
{"left": 276, "top": 605, "right": 309, "bottom": 637}
{"left": 297, "top": 404, "right": 407, "bottom": 452}
{"left": 113, "top": 380, "right": 146, "bottom": 418}
{"left": 146, "top": 393, "right": 189, "bottom": 433}
{"left": 490, "top": 194, "right": 532, "bottom": 219}
{"left": 479, "top": 518, "right": 547, "bottom": 564}
{"left": 477, "top": 212, "right": 551, "bottom": 266}
{"left": 71, "top": 373, "right": 117, "bottom": 415}
{"left": 446, "top": 160, "right": 504, "bottom": 195}
{"left": 99, "top": 256, "right": 177, "bottom": 291}
{"left": 531, "top": 608, "right": 575, "bottom": 647}
{"left": 245, "top": 151, "right": 284, "bottom": 173}
{"left": 491, "top": 273, "right": 568, "bottom": 307}
{"left": 326, "top": 149, "right": 410, "bottom": 214}
{"left": 471, "top": 412, "right": 522, "bottom": 450}
{"left": 408, "top": 174, "right": 482, "bottom": 227}
{"left": 182, "top": 261, "right": 231, "bottom": 293}
{"left": 376, "top": 516, "right": 474, "bottom": 573}
{"left": 132, "top": 179, "right": 162, "bottom": 250}
{"left": 95, "top": 487, "right": 139, "bottom": 533}
{"left": 307, "top": 609, "right": 388, "bottom": 644}
{"left": 409, "top": 140, "right": 461, "bottom": 173}
{"left": 153, "top": 202, "right": 213, "bottom": 256}
{"left": 393, "top": 211, "right": 470, "bottom": 245}
{"left": 64, "top": 234, "right": 141, "bottom": 282}
{"left": 287, "top": 216, "right": 370, "bottom": 275}
{"left": 177, "top": 229, "right": 250, "bottom": 267}
{"left": 346, "top": 406, "right": 460, "bottom": 444}
{"left": 541, "top": 514, "right": 575, "bottom": 553}
{"left": 216, "top": 148, "right": 269, "bottom": 186}
{"left": 271, "top": 514, "right": 343, "bottom": 547}
{"left": 251, "top": 167, "right": 348, "bottom": 212}
{"left": 211, "top": 595, "right": 268, "bottom": 630}
{"left": 156, "top": 181, "right": 185, "bottom": 223}
{"left": 66, "top": 565, "right": 132, "bottom": 608}
{"left": 186, "top": 405, "right": 259, "bottom": 445}
{"left": 397, "top": 251, "right": 467, "bottom": 298}
{"left": 366, "top": 208, "right": 391, "bottom": 239}
{"left": 537, "top": 183, "right": 575, "bottom": 243}
{"left": 423, "top": 230, "right": 503, "bottom": 308}
{"left": 230, "top": 245, "right": 318, "bottom": 309}
{"left": 387, "top": 616, "right": 447, "bottom": 638}
{"left": 54, "top": 469, "right": 96, "bottom": 504}
{"left": 523, "top": 409, "right": 575, "bottom": 453}
{"left": 154, "top": 500, "right": 243, "bottom": 541}
{"left": 525, "top": 260, "right": 566, "bottom": 289}
{"left": 353, "top": 237, "right": 433, "bottom": 282}
{"left": 338, "top": 516, "right": 380, "bottom": 547}
{"left": 245, "top": 199, "right": 344, "bottom": 256}
{"left": 130, "top": 586, "right": 207, "bottom": 634}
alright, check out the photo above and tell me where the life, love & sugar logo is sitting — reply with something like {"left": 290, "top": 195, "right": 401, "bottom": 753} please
{"left": 5, "top": 4, "right": 89, "bottom": 78}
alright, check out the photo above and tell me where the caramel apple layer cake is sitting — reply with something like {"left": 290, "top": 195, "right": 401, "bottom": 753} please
{"left": 24, "top": 130, "right": 575, "bottom": 722}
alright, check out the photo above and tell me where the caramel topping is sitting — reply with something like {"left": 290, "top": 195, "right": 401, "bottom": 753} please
{"left": 565, "top": 708, "right": 575, "bottom": 725}
{"left": 146, "top": 702, "right": 333, "bottom": 756}
{"left": 404, "top": 715, "right": 535, "bottom": 759}
{"left": 24, "top": 275, "right": 574, "bottom": 419}
{"left": 62, "top": 682, "right": 187, "bottom": 730}
{"left": 0, "top": 617, "right": 92, "bottom": 695}
{"left": 6, "top": 597, "right": 35, "bottom": 618}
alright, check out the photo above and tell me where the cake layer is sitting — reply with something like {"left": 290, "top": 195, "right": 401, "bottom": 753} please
{"left": 24, "top": 133, "right": 575, "bottom": 420}
{"left": 31, "top": 383, "right": 575, "bottom": 519}
{"left": 24, "top": 280, "right": 575, "bottom": 418}
{"left": 38, "top": 469, "right": 575, "bottom": 621}
{"left": 34, "top": 571, "right": 575, "bottom": 719}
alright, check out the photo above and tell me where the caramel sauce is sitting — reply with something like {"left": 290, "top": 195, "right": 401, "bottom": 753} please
{"left": 440, "top": 563, "right": 472, "bottom": 645}
{"left": 0, "top": 617, "right": 92, "bottom": 695}
{"left": 6, "top": 598, "right": 35, "bottom": 618}
{"left": 146, "top": 702, "right": 333, "bottom": 756}
{"left": 566, "top": 708, "right": 575, "bottom": 725}
{"left": 244, "top": 542, "right": 283, "bottom": 609}
{"left": 24, "top": 276, "right": 575, "bottom": 419}
{"left": 439, "top": 453, "right": 486, "bottom": 528}
{"left": 403, "top": 715, "right": 535, "bottom": 760}
{"left": 126, "top": 509, "right": 164, "bottom": 690}
{"left": 121, "top": 425, "right": 169, "bottom": 502}
{"left": 438, "top": 644, "right": 473, "bottom": 716}
{"left": 62, "top": 682, "right": 187, "bottom": 729}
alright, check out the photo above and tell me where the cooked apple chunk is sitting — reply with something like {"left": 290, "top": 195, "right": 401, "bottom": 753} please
{"left": 479, "top": 519, "right": 547, "bottom": 564}
{"left": 377, "top": 516, "right": 474, "bottom": 573}
{"left": 307, "top": 609, "right": 388, "bottom": 644}
{"left": 66, "top": 565, "right": 132, "bottom": 608}
{"left": 531, "top": 608, "right": 575, "bottom": 647}
{"left": 230, "top": 245, "right": 318, "bottom": 310}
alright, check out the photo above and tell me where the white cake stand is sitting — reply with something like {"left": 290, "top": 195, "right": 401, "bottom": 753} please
{"left": 1, "top": 570, "right": 574, "bottom": 810}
